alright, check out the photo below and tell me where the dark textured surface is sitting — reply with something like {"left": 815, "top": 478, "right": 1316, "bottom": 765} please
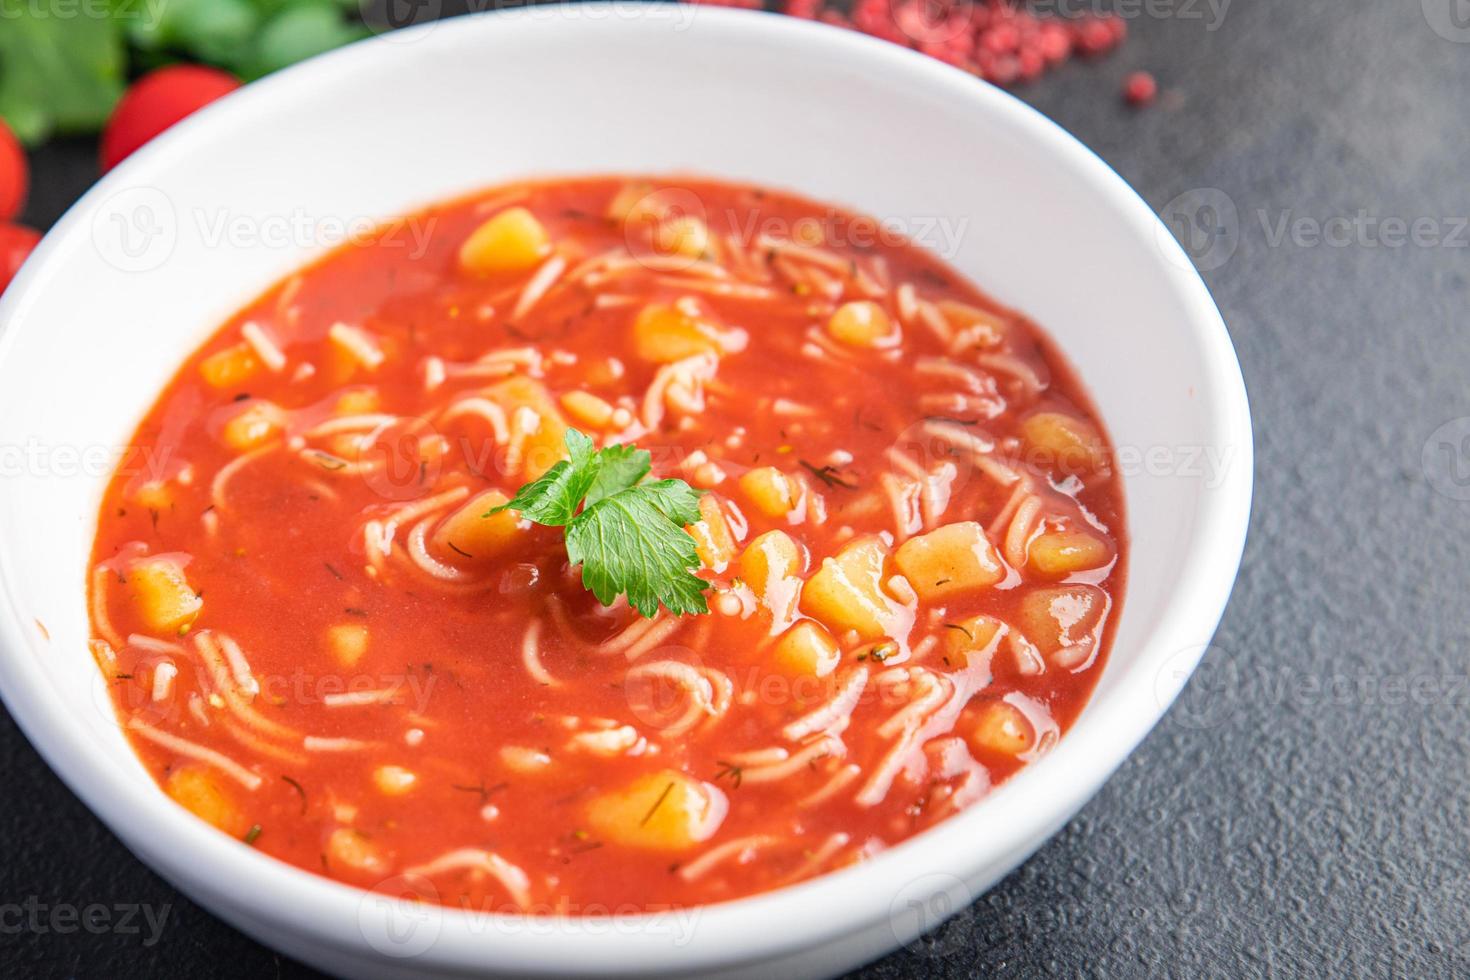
{"left": 4, "top": 2, "right": 1468, "bottom": 977}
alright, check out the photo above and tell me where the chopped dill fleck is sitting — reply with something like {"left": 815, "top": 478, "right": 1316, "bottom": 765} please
{"left": 323, "top": 562, "right": 343, "bottom": 580}
{"left": 799, "top": 460, "right": 858, "bottom": 490}
{"left": 281, "top": 775, "right": 307, "bottom": 814}
{"left": 446, "top": 540, "right": 473, "bottom": 559}
{"left": 714, "top": 761, "right": 744, "bottom": 789}
{"left": 344, "top": 606, "right": 368, "bottom": 617}
{"left": 641, "top": 781, "right": 676, "bottom": 826}
{"left": 305, "top": 450, "right": 348, "bottom": 471}
{"left": 244, "top": 824, "right": 262, "bottom": 846}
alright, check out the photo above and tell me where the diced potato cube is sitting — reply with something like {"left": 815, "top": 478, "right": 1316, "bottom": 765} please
{"left": 893, "top": 522, "right": 1005, "bottom": 601}
{"left": 653, "top": 216, "right": 711, "bottom": 259}
{"left": 1021, "top": 412, "right": 1107, "bottom": 474}
{"left": 327, "top": 323, "right": 386, "bottom": 373}
{"left": 335, "top": 387, "right": 381, "bottom": 416}
{"left": 560, "top": 390, "right": 615, "bottom": 429}
{"left": 1017, "top": 585, "right": 1106, "bottom": 658}
{"left": 792, "top": 217, "right": 825, "bottom": 247}
{"left": 325, "top": 623, "right": 369, "bottom": 668}
{"left": 220, "top": 401, "right": 285, "bottom": 452}
{"left": 827, "top": 300, "right": 898, "bottom": 348}
{"left": 967, "top": 700, "right": 1034, "bottom": 756}
{"left": 606, "top": 182, "right": 662, "bottom": 225}
{"left": 487, "top": 377, "right": 568, "bottom": 479}
{"left": 325, "top": 827, "right": 388, "bottom": 875}
{"left": 165, "top": 766, "right": 246, "bottom": 836}
{"left": 938, "top": 300, "right": 1007, "bottom": 348}
{"left": 800, "top": 537, "right": 913, "bottom": 641}
{"left": 738, "top": 466, "right": 802, "bottom": 520}
{"left": 585, "top": 769, "right": 727, "bottom": 851}
{"left": 500, "top": 745, "right": 553, "bottom": 774}
{"left": 738, "top": 530, "right": 804, "bottom": 622}
{"left": 127, "top": 558, "right": 202, "bottom": 635}
{"left": 431, "top": 490, "right": 522, "bottom": 563}
{"left": 373, "top": 765, "right": 417, "bottom": 796}
{"left": 131, "top": 479, "right": 173, "bottom": 511}
{"left": 770, "top": 620, "right": 840, "bottom": 678}
{"left": 587, "top": 357, "right": 625, "bottom": 387}
{"left": 458, "top": 206, "right": 551, "bottom": 275}
{"left": 199, "top": 342, "right": 261, "bottom": 389}
{"left": 687, "top": 494, "right": 737, "bottom": 572}
{"left": 1028, "top": 531, "right": 1111, "bottom": 577}
{"left": 632, "top": 303, "right": 723, "bottom": 363}
{"left": 943, "top": 614, "right": 1006, "bottom": 669}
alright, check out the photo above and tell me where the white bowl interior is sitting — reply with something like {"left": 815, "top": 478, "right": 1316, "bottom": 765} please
{"left": 0, "top": 8, "right": 1250, "bottom": 978}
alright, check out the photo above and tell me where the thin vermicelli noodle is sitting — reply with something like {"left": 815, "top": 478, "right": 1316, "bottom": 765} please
{"left": 783, "top": 667, "right": 869, "bottom": 741}
{"left": 406, "top": 848, "right": 533, "bottom": 909}
{"left": 677, "top": 835, "right": 780, "bottom": 883}
{"left": 521, "top": 619, "right": 557, "bottom": 688}
{"left": 129, "top": 719, "right": 263, "bottom": 790}
{"left": 87, "top": 176, "right": 1125, "bottom": 911}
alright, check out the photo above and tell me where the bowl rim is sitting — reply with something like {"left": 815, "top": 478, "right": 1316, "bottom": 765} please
{"left": 0, "top": 5, "right": 1253, "bottom": 974}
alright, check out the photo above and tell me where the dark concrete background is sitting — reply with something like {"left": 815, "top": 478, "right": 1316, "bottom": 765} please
{"left": 4, "top": 1, "right": 1468, "bottom": 976}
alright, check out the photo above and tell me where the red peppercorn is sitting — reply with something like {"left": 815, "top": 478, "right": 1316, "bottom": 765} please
{"left": 1017, "top": 48, "right": 1045, "bottom": 83}
{"left": 985, "top": 53, "right": 1021, "bottom": 86}
{"left": 1123, "top": 70, "right": 1158, "bottom": 106}
{"left": 1074, "top": 17, "right": 1115, "bottom": 56}
{"left": 1036, "top": 22, "right": 1071, "bottom": 64}
{"left": 982, "top": 22, "right": 1020, "bottom": 54}
{"left": 770, "top": 0, "right": 1127, "bottom": 90}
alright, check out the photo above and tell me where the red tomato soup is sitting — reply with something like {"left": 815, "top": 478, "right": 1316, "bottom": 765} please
{"left": 88, "top": 177, "right": 1126, "bottom": 913}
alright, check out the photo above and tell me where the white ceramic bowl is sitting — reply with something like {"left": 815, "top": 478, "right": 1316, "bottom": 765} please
{"left": 0, "top": 7, "right": 1251, "bottom": 978}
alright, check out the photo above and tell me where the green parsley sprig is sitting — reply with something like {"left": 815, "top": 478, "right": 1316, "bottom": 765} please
{"left": 490, "top": 429, "right": 710, "bottom": 618}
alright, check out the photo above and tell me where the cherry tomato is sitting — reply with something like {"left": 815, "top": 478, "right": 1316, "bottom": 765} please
{"left": 101, "top": 65, "right": 241, "bottom": 173}
{"left": 0, "top": 118, "right": 27, "bottom": 222}
{"left": 0, "top": 223, "right": 42, "bottom": 295}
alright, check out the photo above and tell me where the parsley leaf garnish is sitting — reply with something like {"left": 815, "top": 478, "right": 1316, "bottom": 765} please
{"left": 493, "top": 428, "right": 602, "bottom": 527}
{"left": 491, "top": 429, "right": 709, "bottom": 618}
{"left": 584, "top": 443, "right": 654, "bottom": 508}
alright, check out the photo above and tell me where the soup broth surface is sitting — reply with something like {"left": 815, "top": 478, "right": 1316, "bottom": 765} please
{"left": 89, "top": 177, "right": 1126, "bottom": 912}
